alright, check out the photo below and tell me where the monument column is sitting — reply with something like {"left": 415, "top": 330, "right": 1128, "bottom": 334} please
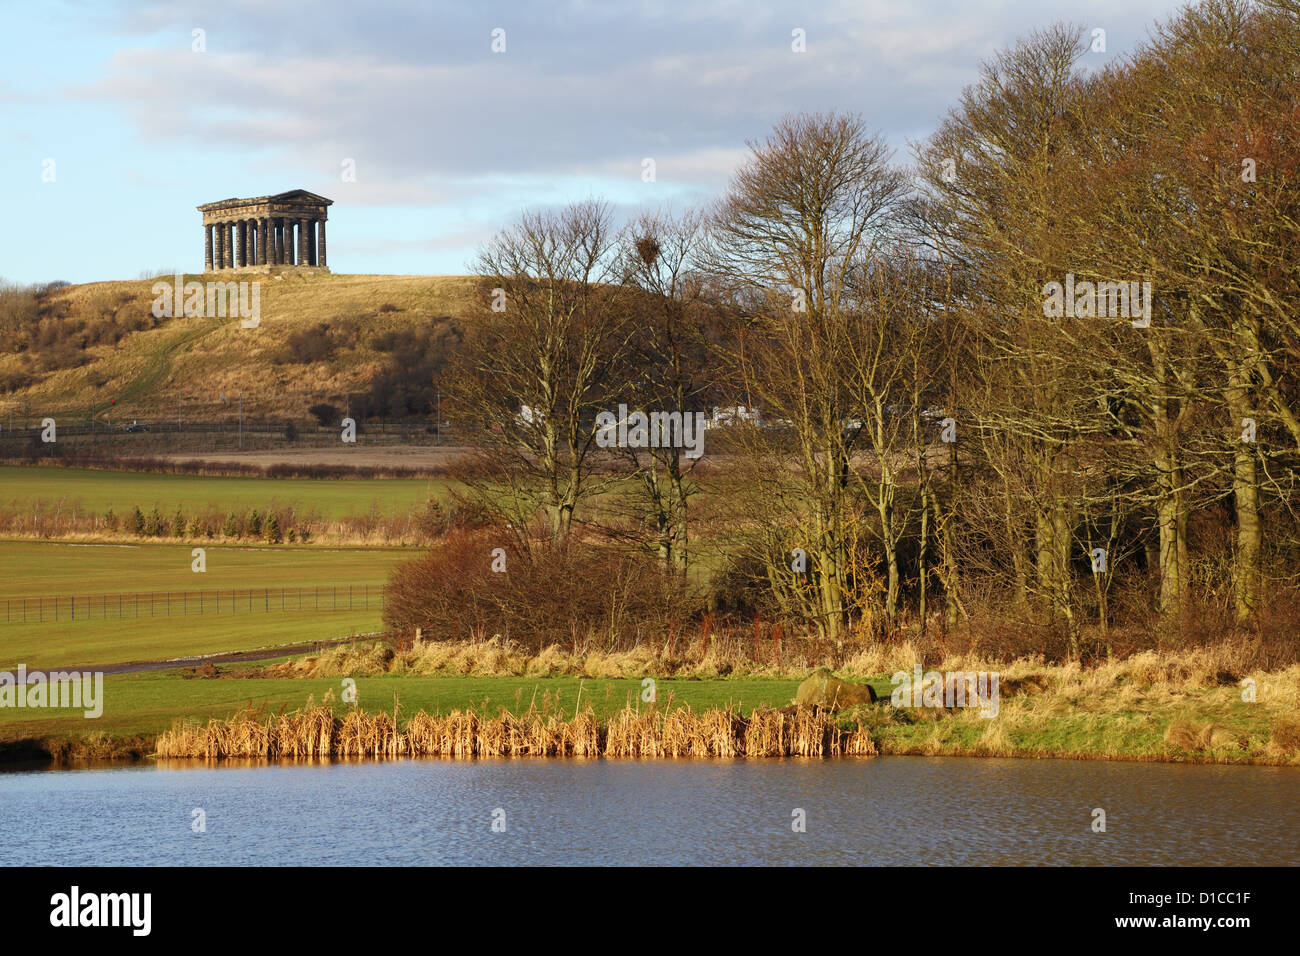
{"left": 298, "top": 218, "right": 309, "bottom": 265}
{"left": 204, "top": 224, "right": 213, "bottom": 271}
{"left": 318, "top": 220, "right": 326, "bottom": 269}
{"left": 308, "top": 219, "right": 317, "bottom": 266}
{"left": 225, "top": 223, "right": 235, "bottom": 268}
{"left": 258, "top": 217, "right": 269, "bottom": 266}
{"left": 284, "top": 220, "right": 295, "bottom": 265}
{"left": 214, "top": 223, "right": 224, "bottom": 270}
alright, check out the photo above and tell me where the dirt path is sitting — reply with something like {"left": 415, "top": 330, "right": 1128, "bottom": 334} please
{"left": 158, "top": 445, "right": 472, "bottom": 469}
{"left": 40, "top": 634, "right": 373, "bottom": 678}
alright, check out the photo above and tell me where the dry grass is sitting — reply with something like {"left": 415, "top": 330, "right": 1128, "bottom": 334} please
{"left": 1, "top": 274, "right": 480, "bottom": 422}
{"left": 154, "top": 700, "right": 876, "bottom": 760}
{"left": 157, "top": 638, "right": 1300, "bottom": 765}
{"left": 267, "top": 633, "right": 900, "bottom": 680}
{"left": 268, "top": 634, "right": 1293, "bottom": 690}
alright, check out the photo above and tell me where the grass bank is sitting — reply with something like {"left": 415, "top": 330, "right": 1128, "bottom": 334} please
{"left": 0, "top": 464, "right": 445, "bottom": 520}
{"left": 0, "top": 539, "right": 404, "bottom": 668}
{"left": 1, "top": 643, "right": 1297, "bottom": 765}
{"left": 155, "top": 702, "right": 875, "bottom": 759}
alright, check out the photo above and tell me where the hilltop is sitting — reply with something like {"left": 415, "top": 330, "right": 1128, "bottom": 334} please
{"left": 0, "top": 273, "right": 479, "bottom": 425}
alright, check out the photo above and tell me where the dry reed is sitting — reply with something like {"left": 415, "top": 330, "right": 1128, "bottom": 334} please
{"left": 154, "top": 703, "right": 877, "bottom": 760}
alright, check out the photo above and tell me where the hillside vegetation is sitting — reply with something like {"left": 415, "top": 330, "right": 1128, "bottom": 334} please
{"left": 0, "top": 273, "right": 477, "bottom": 424}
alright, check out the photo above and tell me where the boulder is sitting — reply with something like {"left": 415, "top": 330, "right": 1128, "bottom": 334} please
{"left": 794, "top": 668, "right": 878, "bottom": 711}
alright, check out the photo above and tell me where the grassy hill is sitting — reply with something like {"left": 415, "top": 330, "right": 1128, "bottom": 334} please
{"left": 0, "top": 273, "right": 478, "bottom": 425}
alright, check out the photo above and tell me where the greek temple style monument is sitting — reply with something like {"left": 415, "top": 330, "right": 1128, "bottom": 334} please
{"left": 198, "top": 189, "right": 332, "bottom": 272}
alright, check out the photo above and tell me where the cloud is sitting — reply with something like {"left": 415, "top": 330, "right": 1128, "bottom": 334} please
{"left": 2, "top": 0, "right": 1193, "bottom": 283}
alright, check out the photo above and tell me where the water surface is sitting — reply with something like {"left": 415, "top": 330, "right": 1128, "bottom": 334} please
{"left": 2, "top": 757, "right": 1295, "bottom": 865}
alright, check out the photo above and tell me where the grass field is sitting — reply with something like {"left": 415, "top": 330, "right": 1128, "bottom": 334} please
{"left": 0, "top": 671, "right": 807, "bottom": 740}
{"left": 0, "top": 274, "right": 480, "bottom": 422}
{"left": 0, "top": 465, "right": 446, "bottom": 518}
{"left": 0, "top": 540, "right": 405, "bottom": 596}
{"left": 2, "top": 665, "right": 1292, "bottom": 766}
{"left": 0, "top": 607, "right": 387, "bottom": 670}
{"left": 0, "top": 539, "right": 411, "bottom": 668}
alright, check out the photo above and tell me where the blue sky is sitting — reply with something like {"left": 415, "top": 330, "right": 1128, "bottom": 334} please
{"left": 2, "top": 0, "right": 1191, "bottom": 285}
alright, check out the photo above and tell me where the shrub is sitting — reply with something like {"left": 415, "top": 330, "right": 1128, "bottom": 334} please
{"left": 276, "top": 321, "right": 358, "bottom": 364}
{"left": 0, "top": 368, "right": 34, "bottom": 392}
{"left": 263, "top": 514, "right": 282, "bottom": 544}
{"left": 383, "top": 528, "right": 700, "bottom": 651}
{"left": 129, "top": 507, "right": 145, "bottom": 536}
{"left": 247, "top": 509, "right": 262, "bottom": 537}
{"left": 222, "top": 512, "right": 239, "bottom": 537}
{"left": 308, "top": 403, "right": 340, "bottom": 426}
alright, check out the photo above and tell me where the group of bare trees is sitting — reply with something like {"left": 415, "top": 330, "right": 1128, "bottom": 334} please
{"left": 912, "top": 0, "right": 1300, "bottom": 652}
{"left": 431, "top": 0, "right": 1299, "bottom": 658}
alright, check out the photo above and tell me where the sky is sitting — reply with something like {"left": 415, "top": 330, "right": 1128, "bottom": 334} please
{"left": 1, "top": 0, "right": 1193, "bottom": 285}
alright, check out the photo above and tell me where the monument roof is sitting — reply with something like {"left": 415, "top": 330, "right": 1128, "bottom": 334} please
{"left": 197, "top": 189, "right": 334, "bottom": 212}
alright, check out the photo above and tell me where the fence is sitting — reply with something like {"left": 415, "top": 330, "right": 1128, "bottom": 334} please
{"left": 2, "top": 584, "right": 385, "bottom": 625}
{"left": 0, "top": 421, "right": 455, "bottom": 439}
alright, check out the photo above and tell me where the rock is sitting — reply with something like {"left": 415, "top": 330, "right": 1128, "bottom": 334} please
{"left": 760, "top": 704, "right": 802, "bottom": 717}
{"left": 794, "top": 668, "right": 878, "bottom": 711}
{"left": 1164, "top": 720, "right": 1200, "bottom": 750}
{"left": 1269, "top": 717, "right": 1300, "bottom": 754}
{"left": 1200, "top": 724, "right": 1241, "bottom": 750}
{"left": 1165, "top": 720, "right": 1242, "bottom": 751}
{"left": 1001, "top": 676, "right": 1045, "bottom": 697}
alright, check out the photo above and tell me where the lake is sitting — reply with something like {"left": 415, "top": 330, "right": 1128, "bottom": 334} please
{"left": 2, "top": 756, "right": 1297, "bottom": 866}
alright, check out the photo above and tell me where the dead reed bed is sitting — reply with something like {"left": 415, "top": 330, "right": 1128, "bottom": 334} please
{"left": 276, "top": 634, "right": 1298, "bottom": 691}
{"left": 3, "top": 453, "right": 451, "bottom": 480}
{"left": 154, "top": 703, "right": 876, "bottom": 760}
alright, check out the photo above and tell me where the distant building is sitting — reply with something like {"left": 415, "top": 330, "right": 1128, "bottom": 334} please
{"left": 707, "top": 405, "right": 761, "bottom": 428}
{"left": 197, "top": 189, "right": 332, "bottom": 273}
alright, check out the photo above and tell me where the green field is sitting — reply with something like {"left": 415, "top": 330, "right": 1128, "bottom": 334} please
{"left": 1, "top": 668, "right": 1285, "bottom": 768}
{"left": 0, "top": 611, "right": 388, "bottom": 670}
{"left": 0, "top": 465, "right": 445, "bottom": 518}
{"left": 0, "top": 672, "right": 807, "bottom": 740}
{"left": 0, "top": 539, "right": 411, "bottom": 668}
{"left": 0, "top": 540, "right": 404, "bottom": 596}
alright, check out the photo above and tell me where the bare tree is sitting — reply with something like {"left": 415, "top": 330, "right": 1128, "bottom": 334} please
{"left": 608, "top": 208, "right": 714, "bottom": 574}
{"left": 707, "top": 112, "right": 908, "bottom": 646}
{"left": 447, "top": 200, "right": 636, "bottom": 546}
